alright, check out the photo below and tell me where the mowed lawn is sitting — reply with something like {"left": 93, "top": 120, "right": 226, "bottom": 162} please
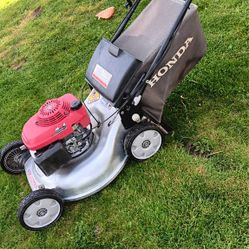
{"left": 0, "top": 0, "right": 248, "bottom": 248}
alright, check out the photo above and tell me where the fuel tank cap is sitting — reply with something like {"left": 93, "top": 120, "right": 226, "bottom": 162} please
{"left": 70, "top": 100, "right": 83, "bottom": 111}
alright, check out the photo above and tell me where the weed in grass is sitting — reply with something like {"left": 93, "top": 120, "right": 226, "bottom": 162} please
{"left": 185, "top": 137, "right": 215, "bottom": 158}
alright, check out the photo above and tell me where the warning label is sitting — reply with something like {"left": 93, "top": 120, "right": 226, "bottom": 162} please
{"left": 88, "top": 89, "right": 100, "bottom": 104}
{"left": 92, "top": 64, "right": 112, "bottom": 88}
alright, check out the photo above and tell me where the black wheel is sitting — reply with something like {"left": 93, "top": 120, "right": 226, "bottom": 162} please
{"left": 124, "top": 122, "right": 164, "bottom": 161}
{"left": 18, "top": 189, "right": 64, "bottom": 231}
{"left": 0, "top": 140, "right": 28, "bottom": 174}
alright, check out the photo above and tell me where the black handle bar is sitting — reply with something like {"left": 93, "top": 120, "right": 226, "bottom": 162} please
{"left": 112, "top": 0, "right": 141, "bottom": 43}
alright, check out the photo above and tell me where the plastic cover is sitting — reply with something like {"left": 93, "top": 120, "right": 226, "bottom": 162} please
{"left": 86, "top": 39, "right": 142, "bottom": 104}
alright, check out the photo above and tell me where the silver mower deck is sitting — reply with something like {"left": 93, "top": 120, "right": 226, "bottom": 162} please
{"left": 24, "top": 90, "right": 128, "bottom": 201}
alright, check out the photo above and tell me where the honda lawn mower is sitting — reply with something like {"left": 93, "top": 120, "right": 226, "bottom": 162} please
{"left": 0, "top": 0, "right": 206, "bottom": 230}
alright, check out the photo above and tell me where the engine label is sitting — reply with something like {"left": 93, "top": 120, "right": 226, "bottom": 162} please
{"left": 92, "top": 64, "right": 112, "bottom": 88}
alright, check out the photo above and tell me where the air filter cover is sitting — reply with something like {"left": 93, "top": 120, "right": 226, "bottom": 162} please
{"left": 36, "top": 99, "right": 70, "bottom": 127}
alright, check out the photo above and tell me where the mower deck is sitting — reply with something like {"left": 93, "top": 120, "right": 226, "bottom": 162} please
{"left": 24, "top": 92, "right": 128, "bottom": 201}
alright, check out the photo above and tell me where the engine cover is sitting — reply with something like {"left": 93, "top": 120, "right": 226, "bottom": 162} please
{"left": 22, "top": 94, "right": 91, "bottom": 151}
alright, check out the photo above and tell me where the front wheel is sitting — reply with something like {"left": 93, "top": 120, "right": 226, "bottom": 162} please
{"left": 18, "top": 189, "right": 64, "bottom": 231}
{"left": 0, "top": 140, "right": 28, "bottom": 174}
{"left": 124, "top": 123, "right": 163, "bottom": 161}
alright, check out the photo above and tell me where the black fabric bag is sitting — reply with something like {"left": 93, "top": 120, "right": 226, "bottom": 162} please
{"left": 115, "top": 0, "right": 207, "bottom": 122}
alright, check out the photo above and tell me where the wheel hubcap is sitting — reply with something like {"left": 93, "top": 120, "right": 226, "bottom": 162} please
{"left": 37, "top": 208, "right": 48, "bottom": 217}
{"left": 142, "top": 140, "right": 151, "bottom": 148}
{"left": 131, "top": 130, "right": 162, "bottom": 160}
{"left": 23, "top": 198, "right": 61, "bottom": 229}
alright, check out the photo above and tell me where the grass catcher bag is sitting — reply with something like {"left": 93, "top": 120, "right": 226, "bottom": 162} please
{"left": 115, "top": 0, "right": 207, "bottom": 122}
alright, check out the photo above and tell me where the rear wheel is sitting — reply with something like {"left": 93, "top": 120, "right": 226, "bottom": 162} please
{"left": 124, "top": 123, "right": 163, "bottom": 161}
{"left": 18, "top": 189, "right": 64, "bottom": 231}
{"left": 0, "top": 141, "right": 28, "bottom": 174}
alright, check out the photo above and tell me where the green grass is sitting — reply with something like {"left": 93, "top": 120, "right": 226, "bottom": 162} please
{"left": 0, "top": 0, "right": 248, "bottom": 248}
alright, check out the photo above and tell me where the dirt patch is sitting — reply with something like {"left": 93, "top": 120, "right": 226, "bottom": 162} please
{"left": 19, "top": 6, "right": 43, "bottom": 26}
{"left": 0, "top": 49, "right": 9, "bottom": 60}
{"left": 94, "top": 225, "right": 104, "bottom": 238}
{"left": 5, "top": 6, "right": 43, "bottom": 43}
{"left": 31, "top": 6, "right": 43, "bottom": 19}
{"left": 11, "top": 58, "right": 26, "bottom": 70}
{"left": 0, "top": 7, "right": 42, "bottom": 64}
{"left": 195, "top": 165, "right": 208, "bottom": 176}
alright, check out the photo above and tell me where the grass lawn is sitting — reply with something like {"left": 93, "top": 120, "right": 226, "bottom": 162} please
{"left": 0, "top": 0, "right": 248, "bottom": 248}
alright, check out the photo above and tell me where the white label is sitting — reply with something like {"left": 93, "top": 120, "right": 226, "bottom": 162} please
{"left": 27, "top": 169, "right": 39, "bottom": 190}
{"left": 92, "top": 64, "right": 112, "bottom": 88}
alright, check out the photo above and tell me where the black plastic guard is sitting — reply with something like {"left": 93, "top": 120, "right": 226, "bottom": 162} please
{"left": 34, "top": 142, "right": 71, "bottom": 176}
{"left": 86, "top": 38, "right": 142, "bottom": 106}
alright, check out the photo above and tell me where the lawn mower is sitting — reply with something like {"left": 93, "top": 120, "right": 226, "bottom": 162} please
{"left": 0, "top": 0, "right": 207, "bottom": 230}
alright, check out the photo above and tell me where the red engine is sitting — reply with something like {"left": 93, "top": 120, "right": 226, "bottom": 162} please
{"left": 22, "top": 94, "right": 91, "bottom": 151}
